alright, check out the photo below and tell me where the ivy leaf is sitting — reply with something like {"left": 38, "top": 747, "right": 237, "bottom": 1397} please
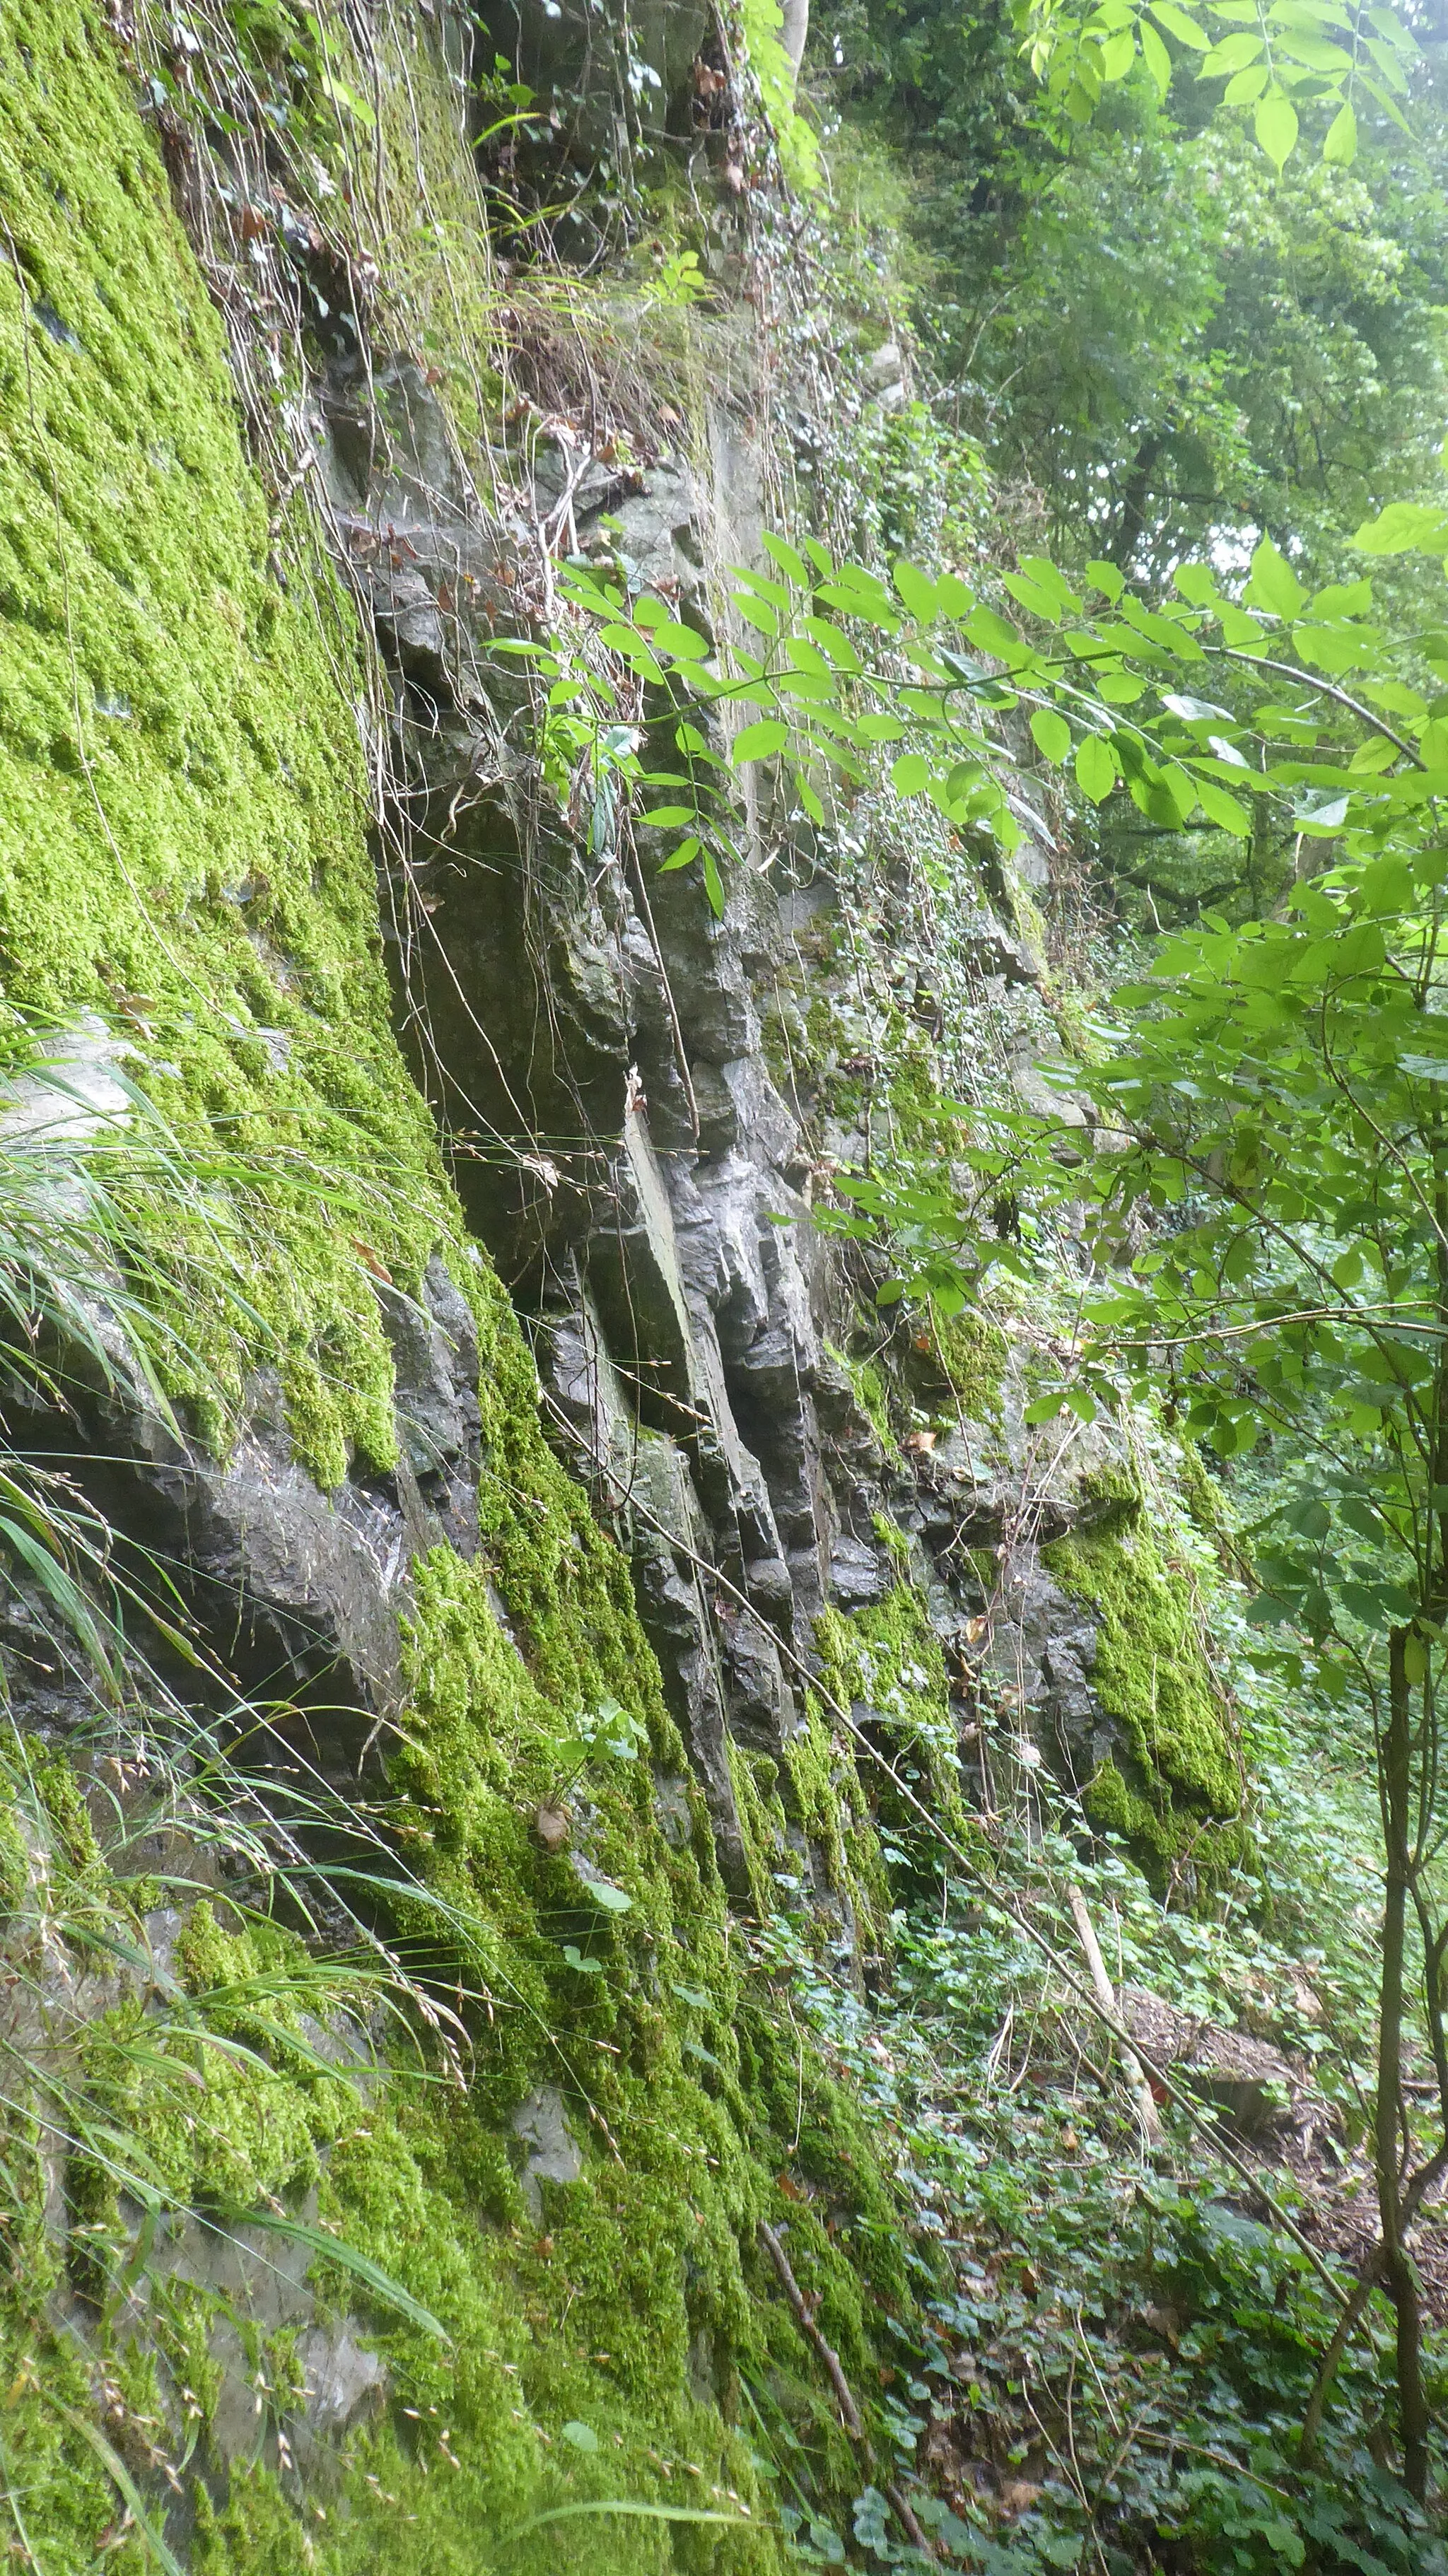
{"left": 585, "top": 1879, "right": 634, "bottom": 1913}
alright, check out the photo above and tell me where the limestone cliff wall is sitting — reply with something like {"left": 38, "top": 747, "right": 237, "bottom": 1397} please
{"left": 0, "top": 5, "right": 1242, "bottom": 2567}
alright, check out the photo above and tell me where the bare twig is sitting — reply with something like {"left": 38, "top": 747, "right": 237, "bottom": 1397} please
{"left": 758, "top": 2221, "right": 933, "bottom": 2554}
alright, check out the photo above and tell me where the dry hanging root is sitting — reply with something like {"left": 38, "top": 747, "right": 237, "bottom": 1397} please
{"left": 757, "top": 2220, "right": 933, "bottom": 2555}
{"left": 1066, "top": 1883, "right": 1160, "bottom": 2147}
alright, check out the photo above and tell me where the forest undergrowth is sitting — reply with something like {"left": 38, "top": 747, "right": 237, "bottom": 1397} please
{"left": 754, "top": 1584, "right": 1441, "bottom": 2574}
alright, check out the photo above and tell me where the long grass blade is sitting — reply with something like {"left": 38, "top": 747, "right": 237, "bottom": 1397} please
{"left": 42, "top": 2398, "right": 185, "bottom": 2576}
{"left": 498, "top": 2500, "right": 762, "bottom": 2543}
{"left": 216, "top": 2206, "right": 450, "bottom": 2343}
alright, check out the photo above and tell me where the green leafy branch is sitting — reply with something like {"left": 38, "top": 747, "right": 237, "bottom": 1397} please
{"left": 1012, "top": 0, "right": 1418, "bottom": 171}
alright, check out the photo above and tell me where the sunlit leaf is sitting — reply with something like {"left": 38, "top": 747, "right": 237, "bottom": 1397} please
{"left": 1149, "top": 0, "right": 1210, "bottom": 47}
{"left": 760, "top": 531, "right": 812, "bottom": 587}
{"left": 1254, "top": 83, "right": 1298, "bottom": 166}
{"left": 1030, "top": 708, "right": 1072, "bottom": 764}
{"left": 1322, "top": 96, "right": 1357, "bottom": 161}
{"left": 894, "top": 559, "right": 941, "bottom": 620}
{"left": 1353, "top": 501, "right": 1448, "bottom": 557}
{"left": 1075, "top": 734, "right": 1119, "bottom": 802}
{"left": 1140, "top": 16, "right": 1172, "bottom": 90}
{"left": 1244, "top": 535, "right": 1307, "bottom": 618}
{"left": 730, "top": 719, "right": 791, "bottom": 763}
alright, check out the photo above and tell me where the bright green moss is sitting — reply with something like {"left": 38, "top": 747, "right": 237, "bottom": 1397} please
{"left": 0, "top": 0, "right": 463, "bottom": 1486}
{"left": 1041, "top": 1523, "right": 1248, "bottom": 1884}
{"left": 0, "top": 16, "right": 960, "bottom": 2568}
{"left": 1176, "top": 1436, "right": 1229, "bottom": 1540}
{"left": 193, "top": 2467, "right": 313, "bottom": 2576}
{"left": 931, "top": 1304, "right": 1008, "bottom": 1426}
{"left": 812, "top": 1585, "right": 973, "bottom": 1879}
{"left": 732, "top": 1998, "right": 933, "bottom": 2491}
{"left": 34, "top": 1752, "right": 103, "bottom": 1878}
{"left": 71, "top": 1902, "right": 358, "bottom": 2283}
{"left": 370, "top": 13, "right": 506, "bottom": 451}
{"left": 0, "top": 2297, "right": 120, "bottom": 2570}
{"left": 0, "top": 1795, "right": 28, "bottom": 1916}
{"left": 1073, "top": 1460, "right": 1143, "bottom": 1533}
{"left": 825, "top": 1337, "right": 898, "bottom": 1456}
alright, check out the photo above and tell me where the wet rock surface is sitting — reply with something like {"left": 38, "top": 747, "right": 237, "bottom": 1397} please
{"left": 1, "top": 348, "right": 1156, "bottom": 1931}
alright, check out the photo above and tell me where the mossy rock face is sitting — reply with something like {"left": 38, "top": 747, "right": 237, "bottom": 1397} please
{"left": 0, "top": 13, "right": 944, "bottom": 2565}
{"left": 1040, "top": 1521, "right": 1249, "bottom": 1890}
{"left": 913, "top": 1306, "right": 1008, "bottom": 1427}
{"left": 812, "top": 1584, "right": 974, "bottom": 1886}
{"left": 0, "top": 0, "right": 460, "bottom": 1487}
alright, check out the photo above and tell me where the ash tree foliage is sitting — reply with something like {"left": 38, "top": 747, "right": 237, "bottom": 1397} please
{"left": 812, "top": 0, "right": 1448, "bottom": 587}
{"left": 529, "top": 474, "right": 1448, "bottom": 2507}
{"left": 1017, "top": 0, "right": 1417, "bottom": 168}
{"left": 807, "top": 0, "right": 1448, "bottom": 937}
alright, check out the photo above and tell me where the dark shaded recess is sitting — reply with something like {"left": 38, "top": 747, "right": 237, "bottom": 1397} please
{"left": 382, "top": 785, "right": 631, "bottom": 1291}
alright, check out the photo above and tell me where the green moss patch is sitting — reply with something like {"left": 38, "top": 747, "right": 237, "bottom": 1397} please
{"left": 1041, "top": 1522, "right": 1248, "bottom": 1885}
{"left": 0, "top": 0, "right": 462, "bottom": 1485}
{"left": 813, "top": 1584, "right": 973, "bottom": 1879}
